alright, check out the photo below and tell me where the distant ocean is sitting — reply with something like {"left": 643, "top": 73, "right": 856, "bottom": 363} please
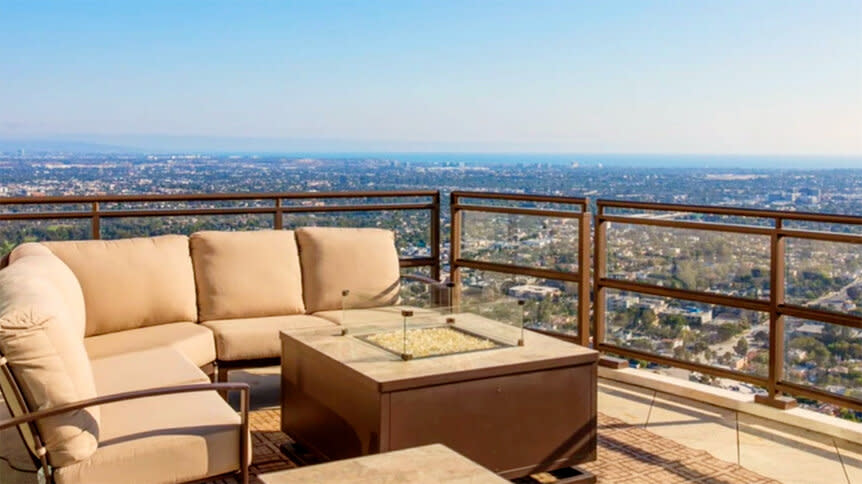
{"left": 277, "top": 153, "right": 862, "bottom": 170}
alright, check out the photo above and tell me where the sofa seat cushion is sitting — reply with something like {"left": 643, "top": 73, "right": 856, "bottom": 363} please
{"left": 313, "top": 306, "right": 443, "bottom": 326}
{"left": 202, "top": 315, "right": 336, "bottom": 361}
{"left": 0, "top": 255, "right": 99, "bottom": 467}
{"left": 53, "top": 391, "right": 244, "bottom": 484}
{"left": 190, "top": 230, "right": 306, "bottom": 321}
{"left": 90, "top": 348, "right": 210, "bottom": 396}
{"left": 296, "top": 227, "right": 402, "bottom": 313}
{"left": 42, "top": 235, "right": 197, "bottom": 337}
{"left": 84, "top": 323, "right": 216, "bottom": 368}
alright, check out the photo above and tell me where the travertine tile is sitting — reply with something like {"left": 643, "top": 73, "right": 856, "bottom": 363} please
{"left": 836, "top": 438, "right": 862, "bottom": 484}
{"left": 646, "top": 392, "right": 739, "bottom": 464}
{"left": 597, "top": 380, "right": 655, "bottom": 426}
{"left": 258, "top": 444, "right": 508, "bottom": 483}
{"left": 738, "top": 413, "right": 848, "bottom": 484}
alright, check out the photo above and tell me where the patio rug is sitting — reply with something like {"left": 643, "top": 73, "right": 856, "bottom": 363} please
{"left": 207, "top": 410, "right": 780, "bottom": 484}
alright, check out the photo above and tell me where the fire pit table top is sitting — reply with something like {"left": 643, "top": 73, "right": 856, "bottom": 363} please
{"left": 280, "top": 311, "right": 597, "bottom": 393}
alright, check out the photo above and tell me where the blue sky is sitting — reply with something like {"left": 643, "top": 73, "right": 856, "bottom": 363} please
{"left": 1, "top": 1, "right": 860, "bottom": 155}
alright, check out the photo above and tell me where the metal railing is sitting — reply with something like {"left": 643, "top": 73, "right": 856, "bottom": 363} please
{"left": 2, "top": 189, "right": 861, "bottom": 411}
{"left": 594, "top": 199, "right": 862, "bottom": 411}
{"left": 450, "top": 191, "right": 591, "bottom": 346}
{"left": 0, "top": 190, "right": 441, "bottom": 279}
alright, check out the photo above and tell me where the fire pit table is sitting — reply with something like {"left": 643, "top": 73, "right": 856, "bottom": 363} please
{"left": 279, "top": 303, "right": 598, "bottom": 480}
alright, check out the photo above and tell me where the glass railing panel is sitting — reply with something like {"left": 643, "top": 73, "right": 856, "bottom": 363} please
{"left": 460, "top": 210, "right": 580, "bottom": 272}
{"left": 603, "top": 288, "right": 770, "bottom": 378}
{"left": 458, "top": 267, "right": 579, "bottom": 336}
{"left": 0, "top": 219, "right": 90, "bottom": 257}
{"left": 785, "top": 239, "right": 862, "bottom": 317}
{"left": 284, "top": 210, "right": 433, "bottom": 258}
{"left": 606, "top": 223, "right": 771, "bottom": 299}
{"left": 100, "top": 214, "right": 271, "bottom": 239}
{"left": 784, "top": 317, "right": 862, "bottom": 401}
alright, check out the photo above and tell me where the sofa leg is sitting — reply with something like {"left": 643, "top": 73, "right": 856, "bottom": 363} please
{"left": 217, "top": 366, "right": 230, "bottom": 383}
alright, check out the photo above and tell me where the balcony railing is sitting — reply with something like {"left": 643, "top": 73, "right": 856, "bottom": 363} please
{"left": 0, "top": 191, "right": 441, "bottom": 280}
{"left": 449, "top": 191, "right": 591, "bottom": 346}
{"left": 594, "top": 199, "right": 862, "bottom": 411}
{"left": 1, "top": 189, "right": 860, "bottom": 413}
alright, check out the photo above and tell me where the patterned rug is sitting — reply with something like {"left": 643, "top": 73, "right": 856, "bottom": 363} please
{"left": 207, "top": 410, "right": 780, "bottom": 484}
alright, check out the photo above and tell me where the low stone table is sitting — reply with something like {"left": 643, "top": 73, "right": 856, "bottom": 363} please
{"left": 279, "top": 313, "right": 598, "bottom": 479}
{"left": 258, "top": 444, "right": 508, "bottom": 483}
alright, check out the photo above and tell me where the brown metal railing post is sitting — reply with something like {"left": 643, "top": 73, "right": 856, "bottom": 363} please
{"left": 274, "top": 198, "right": 283, "bottom": 230}
{"left": 449, "top": 192, "right": 462, "bottom": 308}
{"left": 91, "top": 202, "right": 101, "bottom": 239}
{"left": 756, "top": 217, "right": 796, "bottom": 409}
{"left": 430, "top": 191, "right": 441, "bottom": 282}
{"left": 577, "top": 207, "right": 591, "bottom": 347}
{"left": 593, "top": 204, "right": 607, "bottom": 348}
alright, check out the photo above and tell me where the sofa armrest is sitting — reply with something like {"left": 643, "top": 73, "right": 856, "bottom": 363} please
{"left": 0, "top": 382, "right": 251, "bottom": 482}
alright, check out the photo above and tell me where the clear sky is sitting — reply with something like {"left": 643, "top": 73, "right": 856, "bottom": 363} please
{"left": 1, "top": 1, "right": 860, "bottom": 155}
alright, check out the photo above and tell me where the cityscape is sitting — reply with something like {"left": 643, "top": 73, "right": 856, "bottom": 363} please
{"left": 1, "top": 151, "right": 860, "bottom": 421}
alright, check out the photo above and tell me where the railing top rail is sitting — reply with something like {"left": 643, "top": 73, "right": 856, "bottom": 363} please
{"left": 452, "top": 190, "right": 587, "bottom": 207}
{"left": 597, "top": 199, "right": 862, "bottom": 225}
{"left": 0, "top": 190, "right": 439, "bottom": 205}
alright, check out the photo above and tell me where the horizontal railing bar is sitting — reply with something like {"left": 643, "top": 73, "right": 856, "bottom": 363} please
{"left": 596, "top": 343, "right": 769, "bottom": 386}
{"left": 281, "top": 203, "right": 435, "bottom": 213}
{"left": 779, "top": 304, "right": 862, "bottom": 329}
{"left": 452, "top": 191, "right": 587, "bottom": 206}
{"left": 599, "top": 214, "right": 774, "bottom": 235}
{"left": 100, "top": 207, "right": 277, "bottom": 218}
{"left": 599, "top": 278, "right": 771, "bottom": 312}
{"left": 779, "top": 229, "right": 862, "bottom": 245}
{"left": 776, "top": 381, "right": 862, "bottom": 412}
{"left": 0, "top": 190, "right": 438, "bottom": 205}
{"left": 399, "top": 257, "right": 436, "bottom": 268}
{"left": 598, "top": 199, "right": 862, "bottom": 225}
{"left": 453, "top": 204, "right": 585, "bottom": 219}
{"left": 0, "top": 204, "right": 435, "bottom": 221}
{"left": 455, "top": 258, "right": 581, "bottom": 282}
{"left": 0, "top": 211, "right": 93, "bottom": 220}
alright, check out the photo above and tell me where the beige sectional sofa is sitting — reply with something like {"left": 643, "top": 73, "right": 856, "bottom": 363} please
{"left": 0, "top": 226, "right": 437, "bottom": 483}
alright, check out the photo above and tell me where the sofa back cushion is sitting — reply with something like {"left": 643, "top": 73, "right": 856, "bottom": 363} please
{"left": 0, "top": 256, "right": 100, "bottom": 466}
{"left": 190, "top": 230, "right": 306, "bottom": 321}
{"left": 42, "top": 235, "right": 197, "bottom": 337}
{"left": 295, "top": 227, "right": 401, "bottom": 313}
{"left": 9, "top": 243, "right": 87, "bottom": 339}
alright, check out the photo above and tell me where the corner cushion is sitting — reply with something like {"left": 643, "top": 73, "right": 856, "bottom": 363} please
{"left": 84, "top": 323, "right": 216, "bottom": 368}
{"left": 42, "top": 235, "right": 197, "bottom": 337}
{"left": 90, "top": 347, "right": 210, "bottom": 396}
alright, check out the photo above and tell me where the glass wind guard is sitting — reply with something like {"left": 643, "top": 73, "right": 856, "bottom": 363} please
{"left": 339, "top": 287, "right": 450, "bottom": 331}
{"left": 355, "top": 297, "right": 526, "bottom": 360}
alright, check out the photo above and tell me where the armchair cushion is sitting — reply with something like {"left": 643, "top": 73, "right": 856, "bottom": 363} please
{"left": 203, "top": 315, "right": 336, "bottom": 361}
{"left": 296, "top": 227, "right": 401, "bottom": 313}
{"left": 53, "top": 391, "right": 244, "bottom": 484}
{"left": 42, "top": 235, "right": 197, "bottom": 337}
{"left": 0, "top": 256, "right": 100, "bottom": 467}
{"left": 190, "top": 230, "right": 305, "bottom": 321}
{"left": 84, "top": 322, "right": 216, "bottom": 368}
